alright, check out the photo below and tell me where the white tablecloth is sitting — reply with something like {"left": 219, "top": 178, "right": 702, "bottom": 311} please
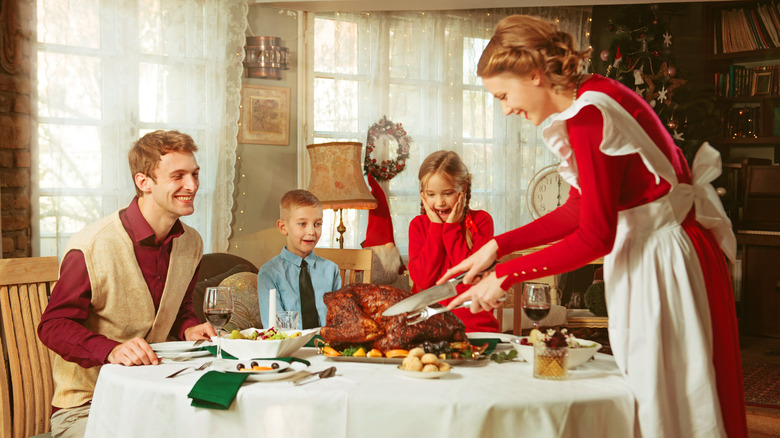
{"left": 85, "top": 347, "right": 636, "bottom": 438}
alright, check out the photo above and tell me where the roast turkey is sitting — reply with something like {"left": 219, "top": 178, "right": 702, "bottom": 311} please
{"left": 320, "top": 283, "right": 467, "bottom": 351}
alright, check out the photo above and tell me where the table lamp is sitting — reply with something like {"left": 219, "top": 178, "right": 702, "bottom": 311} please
{"left": 307, "top": 142, "right": 378, "bottom": 248}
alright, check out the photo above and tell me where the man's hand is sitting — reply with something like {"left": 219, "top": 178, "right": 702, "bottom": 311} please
{"left": 184, "top": 321, "right": 217, "bottom": 341}
{"left": 107, "top": 337, "right": 159, "bottom": 366}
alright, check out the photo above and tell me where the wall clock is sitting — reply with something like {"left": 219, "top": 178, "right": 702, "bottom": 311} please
{"left": 526, "top": 164, "right": 571, "bottom": 219}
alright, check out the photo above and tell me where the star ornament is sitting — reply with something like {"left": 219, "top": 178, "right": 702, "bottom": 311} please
{"left": 663, "top": 31, "right": 672, "bottom": 47}
{"left": 673, "top": 130, "right": 684, "bottom": 141}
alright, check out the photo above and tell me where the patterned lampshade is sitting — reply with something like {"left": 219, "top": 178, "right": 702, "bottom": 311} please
{"left": 306, "top": 142, "right": 378, "bottom": 210}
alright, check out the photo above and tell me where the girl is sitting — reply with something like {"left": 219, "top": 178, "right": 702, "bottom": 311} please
{"left": 407, "top": 150, "right": 498, "bottom": 333}
{"left": 442, "top": 15, "right": 746, "bottom": 438}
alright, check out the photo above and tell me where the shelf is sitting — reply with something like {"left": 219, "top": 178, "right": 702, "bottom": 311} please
{"left": 719, "top": 96, "right": 780, "bottom": 103}
{"left": 712, "top": 137, "right": 780, "bottom": 146}
{"left": 707, "top": 48, "right": 780, "bottom": 64}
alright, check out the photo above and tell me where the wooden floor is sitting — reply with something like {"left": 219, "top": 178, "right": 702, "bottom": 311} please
{"left": 742, "top": 335, "right": 780, "bottom": 437}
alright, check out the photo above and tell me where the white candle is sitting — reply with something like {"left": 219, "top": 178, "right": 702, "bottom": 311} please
{"left": 268, "top": 288, "right": 277, "bottom": 329}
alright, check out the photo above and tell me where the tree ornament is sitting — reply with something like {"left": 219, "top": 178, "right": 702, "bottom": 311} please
{"left": 666, "top": 119, "right": 678, "bottom": 130}
{"left": 663, "top": 31, "right": 672, "bottom": 47}
{"left": 656, "top": 86, "right": 669, "bottom": 103}
{"left": 613, "top": 46, "right": 622, "bottom": 68}
{"left": 364, "top": 116, "right": 412, "bottom": 182}
{"left": 667, "top": 65, "right": 677, "bottom": 77}
{"left": 634, "top": 69, "right": 645, "bottom": 85}
{"left": 673, "top": 130, "right": 684, "bottom": 141}
{"left": 600, "top": 49, "right": 611, "bottom": 62}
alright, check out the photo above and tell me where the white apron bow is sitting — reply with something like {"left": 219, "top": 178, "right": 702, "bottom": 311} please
{"left": 678, "top": 142, "right": 737, "bottom": 262}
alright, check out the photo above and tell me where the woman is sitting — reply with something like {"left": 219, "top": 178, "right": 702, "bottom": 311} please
{"left": 442, "top": 15, "right": 746, "bottom": 438}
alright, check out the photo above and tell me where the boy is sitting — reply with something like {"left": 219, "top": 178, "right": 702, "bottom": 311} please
{"left": 257, "top": 190, "right": 341, "bottom": 329}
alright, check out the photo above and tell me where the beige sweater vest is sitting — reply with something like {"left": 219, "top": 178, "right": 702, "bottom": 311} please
{"left": 52, "top": 211, "right": 202, "bottom": 409}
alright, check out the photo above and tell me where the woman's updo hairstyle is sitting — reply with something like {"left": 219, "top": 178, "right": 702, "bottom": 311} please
{"left": 477, "top": 15, "right": 590, "bottom": 92}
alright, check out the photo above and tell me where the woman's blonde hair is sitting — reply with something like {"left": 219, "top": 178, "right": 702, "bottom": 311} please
{"left": 418, "top": 150, "right": 475, "bottom": 248}
{"left": 477, "top": 14, "right": 590, "bottom": 92}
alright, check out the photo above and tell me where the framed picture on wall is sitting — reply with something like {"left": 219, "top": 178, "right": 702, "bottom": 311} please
{"left": 238, "top": 84, "right": 290, "bottom": 145}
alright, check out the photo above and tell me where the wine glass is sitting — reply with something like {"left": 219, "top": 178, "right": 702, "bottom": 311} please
{"left": 203, "top": 286, "right": 234, "bottom": 363}
{"left": 522, "top": 282, "right": 551, "bottom": 331}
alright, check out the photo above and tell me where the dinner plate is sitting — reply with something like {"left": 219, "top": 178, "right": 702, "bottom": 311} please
{"left": 156, "top": 350, "right": 211, "bottom": 360}
{"left": 151, "top": 341, "right": 202, "bottom": 353}
{"left": 397, "top": 366, "right": 452, "bottom": 379}
{"left": 215, "top": 359, "right": 291, "bottom": 376}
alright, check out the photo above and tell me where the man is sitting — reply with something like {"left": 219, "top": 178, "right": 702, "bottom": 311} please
{"left": 38, "top": 130, "right": 216, "bottom": 437}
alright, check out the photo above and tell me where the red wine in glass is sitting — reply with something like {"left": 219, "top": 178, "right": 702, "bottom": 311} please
{"left": 203, "top": 286, "right": 234, "bottom": 363}
{"left": 522, "top": 282, "right": 551, "bottom": 331}
{"left": 524, "top": 307, "right": 551, "bottom": 322}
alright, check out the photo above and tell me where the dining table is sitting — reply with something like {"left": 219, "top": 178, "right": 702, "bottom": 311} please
{"left": 84, "top": 342, "right": 637, "bottom": 438}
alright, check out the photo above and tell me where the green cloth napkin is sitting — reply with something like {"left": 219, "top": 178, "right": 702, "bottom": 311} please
{"left": 200, "top": 345, "right": 237, "bottom": 360}
{"left": 305, "top": 334, "right": 323, "bottom": 348}
{"left": 188, "top": 371, "right": 248, "bottom": 410}
{"left": 187, "top": 356, "right": 310, "bottom": 410}
{"left": 469, "top": 338, "right": 500, "bottom": 356}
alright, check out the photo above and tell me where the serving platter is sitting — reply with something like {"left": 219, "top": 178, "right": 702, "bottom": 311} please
{"left": 325, "top": 355, "right": 489, "bottom": 366}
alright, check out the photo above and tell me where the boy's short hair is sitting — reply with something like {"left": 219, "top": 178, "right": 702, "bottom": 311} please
{"left": 280, "top": 189, "right": 322, "bottom": 220}
{"left": 128, "top": 130, "right": 198, "bottom": 197}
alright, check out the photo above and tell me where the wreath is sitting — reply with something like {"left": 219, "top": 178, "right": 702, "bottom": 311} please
{"left": 363, "top": 116, "right": 411, "bottom": 182}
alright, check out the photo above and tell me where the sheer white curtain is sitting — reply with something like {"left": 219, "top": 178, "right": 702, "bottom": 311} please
{"left": 304, "top": 8, "right": 592, "bottom": 254}
{"left": 36, "top": 0, "right": 246, "bottom": 257}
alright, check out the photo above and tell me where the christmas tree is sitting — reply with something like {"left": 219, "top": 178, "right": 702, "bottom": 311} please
{"left": 600, "top": 5, "right": 718, "bottom": 163}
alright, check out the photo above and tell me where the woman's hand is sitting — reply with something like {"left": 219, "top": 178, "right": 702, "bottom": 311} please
{"left": 420, "top": 193, "right": 442, "bottom": 223}
{"left": 445, "top": 192, "right": 465, "bottom": 224}
{"left": 436, "top": 239, "right": 499, "bottom": 286}
{"left": 447, "top": 271, "right": 509, "bottom": 313}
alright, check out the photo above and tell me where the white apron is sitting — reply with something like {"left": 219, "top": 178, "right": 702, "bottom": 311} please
{"left": 543, "top": 90, "right": 735, "bottom": 438}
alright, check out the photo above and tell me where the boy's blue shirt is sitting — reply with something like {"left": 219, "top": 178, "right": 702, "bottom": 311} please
{"left": 257, "top": 247, "right": 342, "bottom": 329}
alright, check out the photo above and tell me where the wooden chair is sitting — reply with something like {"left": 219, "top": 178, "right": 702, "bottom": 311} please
{"left": 0, "top": 257, "right": 59, "bottom": 438}
{"left": 313, "top": 248, "right": 373, "bottom": 285}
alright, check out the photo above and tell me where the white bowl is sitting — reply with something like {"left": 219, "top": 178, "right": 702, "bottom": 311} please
{"left": 511, "top": 336, "right": 601, "bottom": 369}
{"left": 216, "top": 328, "right": 318, "bottom": 360}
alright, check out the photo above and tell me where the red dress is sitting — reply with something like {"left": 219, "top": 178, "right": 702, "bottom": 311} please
{"left": 493, "top": 75, "right": 746, "bottom": 437}
{"left": 408, "top": 209, "right": 499, "bottom": 332}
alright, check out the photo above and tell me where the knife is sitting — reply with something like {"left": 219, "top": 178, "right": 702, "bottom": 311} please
{"left": 382, "top": 262, "right": 496, "bottom": 317}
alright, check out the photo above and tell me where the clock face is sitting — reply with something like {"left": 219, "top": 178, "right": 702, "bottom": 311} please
{"left": 527, "top": 165, "right": 571, "bottom": 219}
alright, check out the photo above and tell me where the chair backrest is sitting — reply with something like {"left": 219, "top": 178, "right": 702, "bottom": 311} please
{"left": 0, "top": 257, "right": 59, "bottom": 438}
{"left": 313, "top": 248, "right": 373, "bottom": 285}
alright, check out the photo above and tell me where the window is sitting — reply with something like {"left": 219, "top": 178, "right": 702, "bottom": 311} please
{"left": 308, "top": 9, "right": 592, "bottom": 254}
{"left": 36, "top": 0, "right": 244, "bottom": 257}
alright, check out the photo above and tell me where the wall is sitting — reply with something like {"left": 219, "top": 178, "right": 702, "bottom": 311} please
{"left": 228, "top": 4, "right": 300, "bottom": 267}
{"left": 0, "top": 0, "right": 33, "bottom": 259}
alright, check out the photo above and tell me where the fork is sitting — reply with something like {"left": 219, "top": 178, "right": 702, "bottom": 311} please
{"left": 165, "top": 361, "right": 212, "bottom": 378}
{"left": 406, "top": 297, "right": 505, "bottom": 325}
